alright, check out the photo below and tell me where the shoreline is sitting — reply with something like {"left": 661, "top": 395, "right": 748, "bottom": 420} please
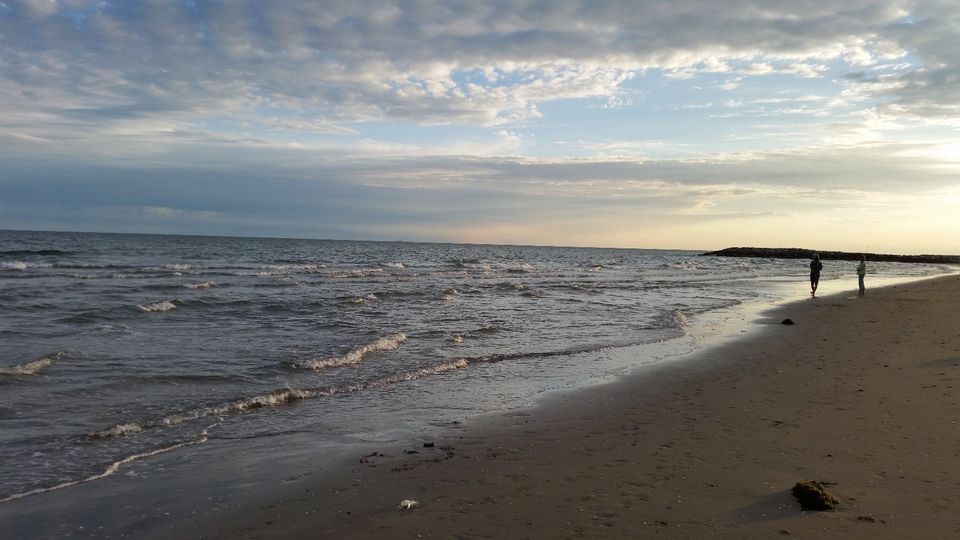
{"left": 174, "top": 274, "right": 960, "bottom": 539}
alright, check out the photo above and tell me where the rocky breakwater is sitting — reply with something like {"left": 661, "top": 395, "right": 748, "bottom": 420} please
{"left": 701, "top": 247, "right": 960, "bottom": 265}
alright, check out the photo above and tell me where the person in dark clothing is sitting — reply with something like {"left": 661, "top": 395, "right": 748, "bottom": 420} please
{"left": 810, "top": 253, "right": 823, "bottom": 297}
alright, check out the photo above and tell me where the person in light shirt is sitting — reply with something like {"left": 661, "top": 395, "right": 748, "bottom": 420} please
{"left": 857, "top": 254, "right": 867, "bottom": 296}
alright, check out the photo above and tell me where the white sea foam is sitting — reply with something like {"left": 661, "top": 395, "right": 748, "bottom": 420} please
{"left": 299, "top": 333, "right": 407, "bottom": 370}
{"left": 332, "top": 268, "right": 384, "bottom": 278}
{"left": 136, "top": 356, "right": 465, "bottom": 430}
{"left": 369, "top": 358, "right": 469, "bottom": 386}
{"left": 252, "top": 270, "right": 284, "bottom": 277}
{"left": 316, "top": 358, "right": 470, "bottom": 394}
{"left": 1, "top": 261, "right": 52, "bottom": 270}
{"left": 1, "top": 261, "right": 28, "bottom": 270}
{"left": 667, "top": 261, "right": 706, "bottom": 270}
{"left": 162, "top": 388, "right": 318, "bottom": 426}
{"left": 384, "top": 262, "right": 405, "bottom": 269}
{"left": 89, "top": 422, "right": 143, "bottom": 439}
{"left": 0, "top": 418, "right": 222, "bottom": 504}
{"left": 184, "top": 281, "right": 216, "bottom": 289}
{"left": 137, "top": 300, "right": 177, "bottom": 312}
{"left": 0, "top": 352, "right": 63, "bottom": 376}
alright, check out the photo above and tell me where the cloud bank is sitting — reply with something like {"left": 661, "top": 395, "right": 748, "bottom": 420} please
{"left": 1, "top": 1, "right": 958, "bottom": 251}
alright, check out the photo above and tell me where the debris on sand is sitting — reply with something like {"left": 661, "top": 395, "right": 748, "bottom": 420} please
{"left": 791, "top": 480, "right": 839, "bottom": 510}
{"left": 782, "top": 318, "right": 795, "bottom": 325}
{"left": 397, "top": 499, "right": 419, "bottom": 510}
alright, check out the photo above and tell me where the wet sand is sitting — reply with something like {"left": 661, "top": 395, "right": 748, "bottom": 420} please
{"left": 181, "top": 275, "right": 960, "bottom": 539}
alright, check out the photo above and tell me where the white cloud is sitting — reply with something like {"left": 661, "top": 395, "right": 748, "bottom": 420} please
{"left": 698, "top": 57, "right": 732, "bottom": 73}
{"left": 742, "top": 63, "right": 775, "bottom": 75}
{"left": 718, "top": 79, "right": 741, "bottom": 90}
{"left": 780, "top": 63, "right": 829, "bottom": 78}
{"left": 2, "top": 0, "right": 955, "bottom": 150}
{"left": 142, "top": 206, "right": 221, "bottom": 220}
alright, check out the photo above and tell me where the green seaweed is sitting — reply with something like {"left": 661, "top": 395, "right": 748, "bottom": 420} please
{"left": 791, "top": 480, "right": 839, "bottom": 511}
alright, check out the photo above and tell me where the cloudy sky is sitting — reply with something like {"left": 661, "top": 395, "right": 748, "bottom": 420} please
{"left": 2, "top": 0, "right": 958, "bottom": 252}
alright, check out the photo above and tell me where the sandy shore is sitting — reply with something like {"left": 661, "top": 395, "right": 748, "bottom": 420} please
{"left": 180, "top": 275, "right": 960, "bottom": 539}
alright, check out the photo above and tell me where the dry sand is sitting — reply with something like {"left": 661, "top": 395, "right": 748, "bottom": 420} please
{"left": 185, "top": 275, "right": 960, "bottom": 539}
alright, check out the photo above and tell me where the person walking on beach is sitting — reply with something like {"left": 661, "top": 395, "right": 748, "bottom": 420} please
{"left": 810, "top": 254, "right": 823, "bottom": 297}
{"left": 857, "top": 254, "right": 867, "bottom": 296}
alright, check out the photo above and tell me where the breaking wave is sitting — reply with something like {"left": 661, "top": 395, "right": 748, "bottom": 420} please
{"left": 183, "top": 281, "right": 216, "bottom": 289}
{"left": 88, "top": 422, "right": 143, "bottom": 439}
{"left": 298, "top": 333, "right": 407, "bottom": 370}
{"left": 2, "top": 261, "right": 52, "bottom": 271}
{"left": 153, "top": 359, "right": 469, "bottom": 429}
{"left": 0, "top": 418, "right": 222, "bottom": 504}
{"left": 137, "top": 300, "right": 177, "bottom": 312}
{"left": 84, "top": 358, "right": 472, "bottom": 439}
{"left": 0, "top": 352, "right": 63, "bottom": 377}
{"left": 350, "top": 293, "right": 378, "bottom": 304}
{"left": 161, "top": 388, "right": 316, "bottom": 427}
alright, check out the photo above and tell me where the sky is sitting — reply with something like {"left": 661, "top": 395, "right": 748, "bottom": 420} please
{"left": 1, "top": 0, "right": 959, "bottom": 253}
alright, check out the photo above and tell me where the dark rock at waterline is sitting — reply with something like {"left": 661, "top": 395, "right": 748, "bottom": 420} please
{"left": 782, "top": 318, "right": 795, "bottom": 325}
{"left": 792, "top": 480, "right": 839, "bottom": 510}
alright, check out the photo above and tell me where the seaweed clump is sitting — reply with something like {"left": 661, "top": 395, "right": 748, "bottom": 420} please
{"left": 792, "top": 480, "right": 839, "bottom": 510}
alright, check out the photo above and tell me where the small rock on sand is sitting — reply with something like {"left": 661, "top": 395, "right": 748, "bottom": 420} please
{"left": 791, "top": 480, "right": 839, "bottom": 510}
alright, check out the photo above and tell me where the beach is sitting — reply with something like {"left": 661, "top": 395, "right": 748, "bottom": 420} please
{"left": 177, "top": 274, "right": 960, "bottom": 539}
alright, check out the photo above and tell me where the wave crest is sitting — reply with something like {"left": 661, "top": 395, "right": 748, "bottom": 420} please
{"left": 93, "top": 358, "right": 469, "bottom": 438}
{"left": 370, "top": 358, "right": 468, "bottom": 386}
{"left": 298, "top": 333, "right": 407, "bottom": 370}
{"left": 88, "top": 422, "right": 143, "bottom": 439}
{"left": 0, "top": 352, "right": 63, "bottom": 376}
{"left": 1, "top": 261, "right": 52, "bottom": 271}
{"left": 137, "top": 300, "right": 177, "bottom": 312}
{"left": 162, "top": 387, "right": 318, "bottom": 426}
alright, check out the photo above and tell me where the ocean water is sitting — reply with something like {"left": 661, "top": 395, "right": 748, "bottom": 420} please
{"left": 0, "top": 230, "right": 952, "bottom": 506}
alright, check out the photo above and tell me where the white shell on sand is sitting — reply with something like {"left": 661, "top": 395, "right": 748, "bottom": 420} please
{"left": 397, "top": 499, "right": 419, "bottom": 510}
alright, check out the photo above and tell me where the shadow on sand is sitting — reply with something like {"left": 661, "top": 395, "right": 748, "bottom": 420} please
{"left": 734, "top": 490, "right": 799, "bottom": 522}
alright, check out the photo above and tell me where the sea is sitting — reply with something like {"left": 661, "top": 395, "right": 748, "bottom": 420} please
{"left": 0, "top": 230, "right": 953, "bottom": 534}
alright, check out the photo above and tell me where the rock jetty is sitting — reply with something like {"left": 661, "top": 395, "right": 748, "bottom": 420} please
{"left": 702, "top": 247, "right": 960, "bottom": 265}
